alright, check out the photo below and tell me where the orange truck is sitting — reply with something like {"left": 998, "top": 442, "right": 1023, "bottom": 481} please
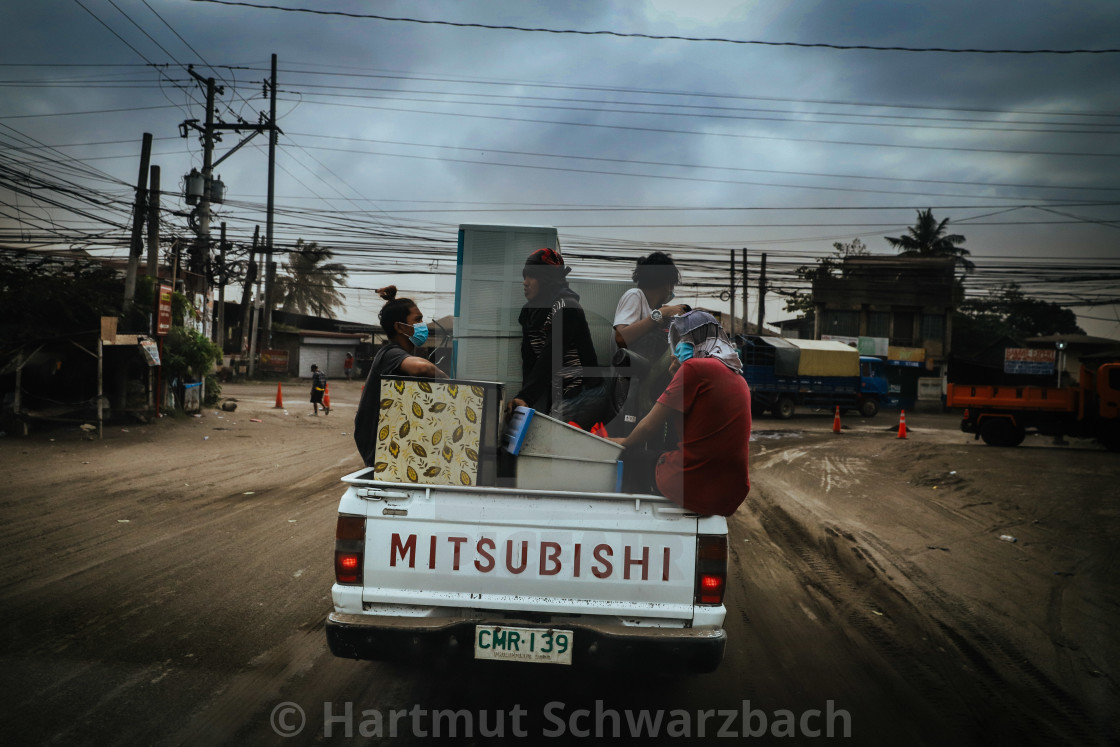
{"left": 945, "top": 362, "right": 1120, "bottom": 450}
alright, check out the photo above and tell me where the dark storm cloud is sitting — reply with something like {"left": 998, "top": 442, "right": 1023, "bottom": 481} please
{"left": 3, "top": 1, "right": 1119, "bottom": 333}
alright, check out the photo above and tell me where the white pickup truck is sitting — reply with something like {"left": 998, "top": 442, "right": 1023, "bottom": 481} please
{"left": 326, "top": 471, "right": 730, "bottom": 673}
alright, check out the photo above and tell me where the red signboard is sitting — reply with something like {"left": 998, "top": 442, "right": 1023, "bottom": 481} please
{"left": 1004, "top": 347, "right": 1055, "bottom": 375}
{"left": 1005, "top": 348, "right": 1056, "bottom": 363}
{"left": 157, "top": 283, "right": 173, "bottom": 336}
{"left": 259, "top": 349, "right": 289, "bottom": 374}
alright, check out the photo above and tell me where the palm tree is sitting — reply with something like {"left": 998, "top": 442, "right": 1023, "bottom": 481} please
{"left": 885, "top": 209, "right": 974, "bottom": 273}
{"left": 273, "top": 239, "right": 349, "bottom": 317}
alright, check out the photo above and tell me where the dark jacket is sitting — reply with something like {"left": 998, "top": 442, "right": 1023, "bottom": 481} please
{"left": 353, "top": 343, "right": 410, "bottom": 466}
{"left": 516, "top": 286, "right": 600, "bottom": 413}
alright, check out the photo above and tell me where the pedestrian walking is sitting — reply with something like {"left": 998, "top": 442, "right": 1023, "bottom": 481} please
{"left": 310, "top": 364, "right": 329, "bottom": 415}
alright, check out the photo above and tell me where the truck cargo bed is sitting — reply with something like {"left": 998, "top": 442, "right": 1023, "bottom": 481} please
{"left": 334, "top": 470, "right": 724, "bottom": 621}
{"left": 945, "top": 383, "right": 1078, "bottom": 413}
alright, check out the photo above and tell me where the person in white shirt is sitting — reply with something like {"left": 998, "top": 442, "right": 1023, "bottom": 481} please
{"left": 613, "top": 252, "right": 689, "bottom": 412}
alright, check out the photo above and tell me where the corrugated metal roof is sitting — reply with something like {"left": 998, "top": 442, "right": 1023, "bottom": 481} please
{"left": 1026, "top": 334, "right": 1120, "bottom": 346}
{"left": 296, "top": 330, "right": 367, "bottom": 340}
{"left": 783, "top": 338, "right": 859, "bottom": 353}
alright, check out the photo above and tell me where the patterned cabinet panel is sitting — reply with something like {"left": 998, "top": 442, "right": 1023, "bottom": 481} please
{"left": 373, "top": 377, "right": 503, "bottom": 487}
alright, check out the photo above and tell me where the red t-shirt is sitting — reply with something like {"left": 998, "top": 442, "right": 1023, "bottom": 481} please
{"left": 654, "top": 358, "right": 751, "bottom": 516}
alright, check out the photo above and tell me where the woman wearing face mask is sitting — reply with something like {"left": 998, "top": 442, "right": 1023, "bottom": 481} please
{"left": 353, "top": 285, "right": 449, "bottom": 467}
{"left": 508, "top": 248, "right": 609, "bottom": 430}
{"left": 612, "top": 311, "right": 751, "bottom": 516}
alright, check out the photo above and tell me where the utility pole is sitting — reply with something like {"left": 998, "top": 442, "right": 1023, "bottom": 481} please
{"left": 741, "top": 248, "right": 748, "bottom": 332}
{"left": 146, "top": 165, "right": 162, "bottom": 414}
{"left": 238, "top": 225, "right": 259, "bottom": 358}
{"left": 728, "top": 250, "right": 736, "bottom": 337}
{"left": 248, "top": 235, "right": 263, "bottom": 379}
{"left": 122, "top": 133, "right": 152, "bottom": 309}
{"left": 171, "top": 237, "right": 181, "bottom": 292}
{"left": 181, "top": 56, "right": 279, "bottom": 350}
{"left": 183, "top": 69, "right": 220, "bottom": 339}
{"left": 146, "top": 165, "right": 160, "bottom": 281}
{"left": 756, "top": 252, "right": 767, "bottom": 333}
{"left": 216, "top": 222, "right": 227, "bottom": 352}
{"left": 200, "top": 76, "right": 216, "bottom": 250}
{"left": 262, "top": 53, "right": 279, "bottom": 350}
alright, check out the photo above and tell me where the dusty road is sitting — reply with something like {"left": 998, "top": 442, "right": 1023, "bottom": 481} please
{"left": 0, "top": 380, "right": 1117, "bottom": 745}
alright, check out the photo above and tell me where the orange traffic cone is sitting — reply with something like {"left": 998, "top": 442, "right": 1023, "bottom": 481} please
{"left": 833, "top": 406, "right": 842, "bottom": 433}
{"left": 897, "top": 410, "right": 908, "bottom": 439}
{"left": 274, "top": 382, "right": 284, "bottom": 409}
{"left": 323, "top": 383, "right": 331, "bottom": 414}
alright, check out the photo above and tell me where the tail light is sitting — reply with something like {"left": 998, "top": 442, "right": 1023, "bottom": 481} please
{"left": 695, "top": 534, "right": 727, "bottom": 605}
{"left": 335, "top": 515, "right": 365, "bottom": 585}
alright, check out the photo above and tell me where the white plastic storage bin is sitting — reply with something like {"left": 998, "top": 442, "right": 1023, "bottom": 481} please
{"left": 504, "top": 407, "right": 624, "bottom": 461}
{"left": 515, "top": 453, "right": 624, "bottom": 493}
{"left": 503, "top": 407, "right": 625, "bottom": 492}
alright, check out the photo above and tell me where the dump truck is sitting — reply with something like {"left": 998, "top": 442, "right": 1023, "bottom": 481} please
{"left": 945, "top": 362, "right": 1120, "bottom": 450}
{"left": 736, "top": 335, "right": 889, "bottom": 418}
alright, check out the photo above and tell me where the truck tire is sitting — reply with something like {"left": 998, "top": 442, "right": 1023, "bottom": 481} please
{"left": 858, "top": 397, "right": 879, "bottom": 418}
{"left": 773, "top": 396, "right": 795, "bottom": 420}
{"left": 980, "top": 418, "right": 1025, "bottom": 447}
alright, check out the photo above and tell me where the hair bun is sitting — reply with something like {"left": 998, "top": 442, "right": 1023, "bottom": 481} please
{"left": 376, "top": 285, "right": 398, "bottom": 301}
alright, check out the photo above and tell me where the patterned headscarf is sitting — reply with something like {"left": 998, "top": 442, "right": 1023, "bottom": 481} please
{"left": 525, "top": 247, "right": 564, "bottom": 267}
{"left": 523, "top": 247, "right": 571, "bottom": 279}
{"left": 667, "top": 310, "right": 743, "bottom": 373}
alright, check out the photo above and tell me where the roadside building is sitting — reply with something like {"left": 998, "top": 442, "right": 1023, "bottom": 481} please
{"left": 811, "top": 256, "right": 961, "bottom": 409}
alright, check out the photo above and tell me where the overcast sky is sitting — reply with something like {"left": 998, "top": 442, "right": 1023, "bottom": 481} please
{"left": 3, "top": 0, "right": 1119, "bottom": 338}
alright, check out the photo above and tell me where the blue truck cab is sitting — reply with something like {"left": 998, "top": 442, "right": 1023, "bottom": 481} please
{"left": 858, "top": 356, "right": 889, "bottom": 416}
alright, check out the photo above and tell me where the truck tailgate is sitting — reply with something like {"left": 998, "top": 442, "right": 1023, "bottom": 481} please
{"left": 342, "top": 476, "right": 703, "bottom": 621}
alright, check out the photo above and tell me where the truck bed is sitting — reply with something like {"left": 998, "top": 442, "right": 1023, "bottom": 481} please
{"left": 945, "top": 383, "right": 1078, "bottom": 413}
{"left": 333, "top": 470, "right": 725, "bottom": 622}
{"left": 328, "top": 470, "right": 730, "bottom": 671}
{"left": 744, "top": 364, "right": 860, "bottom": 396}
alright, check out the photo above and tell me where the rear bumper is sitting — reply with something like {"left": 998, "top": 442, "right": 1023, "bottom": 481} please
{"left": 326, "top": 612, "right": 726, "bottom": 674}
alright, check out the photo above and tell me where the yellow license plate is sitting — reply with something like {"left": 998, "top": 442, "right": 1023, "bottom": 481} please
{"left": 473, "top": 625, "right": 573, "bottom": 665}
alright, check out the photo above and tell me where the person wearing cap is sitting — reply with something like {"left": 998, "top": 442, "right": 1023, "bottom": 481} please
{"left": 611, "top": 311, "right": 751, "bottom": 516}
{"left": 508, "top": 248, "right": 609, "bottom": 430}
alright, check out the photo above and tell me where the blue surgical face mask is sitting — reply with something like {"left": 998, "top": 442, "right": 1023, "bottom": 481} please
{"left": 667, "top": 291, "right": 676, "bottom": 302}
{"left": 407, "top": 322, "right": 429, "bottom": 347}
{"left": 674, "top": 341, "right": 694, "bottom": 362}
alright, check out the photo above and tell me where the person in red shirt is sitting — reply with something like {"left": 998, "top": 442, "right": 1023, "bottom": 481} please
{"left": 612, "top": 311, "right": 751, "bottom": 516}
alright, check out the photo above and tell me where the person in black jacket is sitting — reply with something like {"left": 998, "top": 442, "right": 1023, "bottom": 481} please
{"left": 508, "top": 248, "right": 608, "bottom": 430}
